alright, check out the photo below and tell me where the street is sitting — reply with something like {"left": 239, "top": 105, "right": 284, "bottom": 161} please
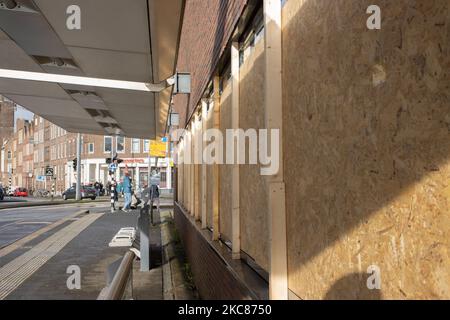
{"left": 0, "top": 202, "right": 109, "bottom": 250}
{"left": 0, "top": 202, "right": 137, "bottom": 300}
{"left": 0, "top": 201, "right": 179, "bottom": 300}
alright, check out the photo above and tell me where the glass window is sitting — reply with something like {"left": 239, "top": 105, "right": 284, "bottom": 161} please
{"left": 116, "top": 136, "right": 125, "bottom": 153}
{"left": 132, "top": 139, "right": 140, "bottom": 153}
{"left": 143, "top": 139, "right": 150, "bottom": 153}
{"left": 88, "top": 143, "right": 94, "bottom": 154}
{"left": 104, "top": 136, "right": 112, "bottom": 153}
{"left": 239, "top": 7, "right": 264, "bottom": 66}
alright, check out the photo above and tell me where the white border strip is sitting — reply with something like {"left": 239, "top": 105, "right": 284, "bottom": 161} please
{"left": 0, "top": 68, "right": 163, "bottom": 92}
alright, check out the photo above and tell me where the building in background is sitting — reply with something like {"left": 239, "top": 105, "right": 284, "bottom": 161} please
{"left": 0, "top": 96, "right": 14, "bottom": 186}
{"left": 1, "top": 114, "right": 173, "bottom": 195}
{"left": 0, "top": 97, "right": 14, "bottom": 145}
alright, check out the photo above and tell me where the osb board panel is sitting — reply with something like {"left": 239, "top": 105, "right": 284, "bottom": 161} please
{"left": 239, "top": 41, "right": 269, "bottom": 271}
{"left": 282, "top": 0, "right": 450, "bottom": 299}
{"left": 206, "top": 107, "right": 215, "bottom": 228}
{"left": 178, "top": 162, "right": 184, "bottom": 204}
{"left": 197, "top": 162, "right": 203, "bottom": 221}
{"left": 184, "top": 162, "right": 189, "bottom": 211}
{"left": 180, "top": 162, "right": 185, "bottom": 205}
{"left": 219, "top": 84, "right": 233, "bottom": 241}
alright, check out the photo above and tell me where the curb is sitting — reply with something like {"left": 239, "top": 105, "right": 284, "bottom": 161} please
{"left": 0, "top": 199, "right": 110, "bottom": 211}
{"left": 160, "top": 210, "right": 196, "bottom": 300}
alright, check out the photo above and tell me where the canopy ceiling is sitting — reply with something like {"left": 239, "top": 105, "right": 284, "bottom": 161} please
{"left": 0, "top": 0, "right": 184, "bottom": 139}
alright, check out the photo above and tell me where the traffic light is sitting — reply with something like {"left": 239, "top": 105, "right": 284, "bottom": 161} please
{"left": 113, "top": 155, "right": 123, "bottom": 164}
{"left": 72, "top": 158, "right": 77, "bottom": 171}
{"left": 106, "top": 157, "right": 123, "bottom": 164}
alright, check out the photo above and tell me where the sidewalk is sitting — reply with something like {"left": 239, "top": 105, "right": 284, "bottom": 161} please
{"left": 0, "top": 197, "right": 110, "bottom": 210}
{"left": 0, "top": 201, "right": 197, "bottom": 300}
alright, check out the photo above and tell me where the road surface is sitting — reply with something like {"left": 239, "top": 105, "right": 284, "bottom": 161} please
{"left": 0, "top": 202, "right": 109, "bottom": 249}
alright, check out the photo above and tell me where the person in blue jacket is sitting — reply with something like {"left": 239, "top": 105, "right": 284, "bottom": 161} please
{"left": 121, "top": 167, "right": 133, "bottom": 212}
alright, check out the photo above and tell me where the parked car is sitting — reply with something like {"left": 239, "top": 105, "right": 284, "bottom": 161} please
{"left": 62, "top": 186, "right": 97, "bottom": 200}
{"left": 0, "top": 186, "right": 4, "bottom": 201}
{"left": 13, "top": 188, "right": 28, "bottom": 197}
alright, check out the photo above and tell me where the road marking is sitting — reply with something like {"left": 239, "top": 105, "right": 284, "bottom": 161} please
{"left": 15, "top": 221, "right": 52, "bottom": 225}
{"left": 0, "top": 220, "right": 25, "bottom": 231}
{"left": 0, "top": 210, "right": 88, "bottom": 256}
{"left": 0, "top": 201, "right": 110, "bottom": 212}
{"left": 0, "top": 212, "right": 103, "bottom": 299}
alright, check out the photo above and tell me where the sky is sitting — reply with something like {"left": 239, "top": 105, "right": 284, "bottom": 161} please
{"left": 14, "top": 105, "right": 34, "bottom": 121}
{"left": 13, "top": 105, "right": 34, "bottom": 130}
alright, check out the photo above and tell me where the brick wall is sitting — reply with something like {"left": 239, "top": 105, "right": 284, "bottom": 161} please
{"left": 174, "top": 202, "right": 265, "bottom": 300}
{"left": 0, "top": 99, "right": 14, "bottom": 144}
{"left": 173, "top": 0, "right": 247, "bottom": 127}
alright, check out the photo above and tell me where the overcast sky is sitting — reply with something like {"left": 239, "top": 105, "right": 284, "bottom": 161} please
{"left": 14, "top": 105, "right": 34, "bottom": 130}
{"left": 15, "top": 105, "right": 34, "bottom": 121}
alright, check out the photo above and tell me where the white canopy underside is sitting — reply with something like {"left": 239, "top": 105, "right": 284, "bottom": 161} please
{"left": 0, "top": 0, "right": 184, "bottom": 139}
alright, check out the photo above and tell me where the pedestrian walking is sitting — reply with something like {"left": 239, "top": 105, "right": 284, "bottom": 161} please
{"left": 150, "top": 183, "right": 160, "bottom": 213}
{"left": 130, "top": 191, "right": 142, "bottom": 209}
{"left": 121, "top": 167, "right": 132, "bottom": 212}
{"left": 94, "top": 181, "right": 100, "bottom": 197}
{"left": 106, "top": 181, "right": 111, "bottom": 196}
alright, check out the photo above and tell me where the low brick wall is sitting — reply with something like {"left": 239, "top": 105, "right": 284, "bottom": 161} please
{"left": 174, "top": 202, "right": 266, "bottom": 300}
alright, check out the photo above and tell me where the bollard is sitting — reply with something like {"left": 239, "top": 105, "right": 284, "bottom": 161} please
{"left": 110, "top": 180, "right": 115, "bottom": 213}
{"left": 138, "top": 205, "right": 150, "bottom": 271}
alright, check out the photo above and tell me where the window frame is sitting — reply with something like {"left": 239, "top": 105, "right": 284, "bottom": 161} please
{"left": 116, "top": 136, "right": 125, "bottom": 153}
{"left": 143, "top": 139, "right": 150, "bottom": 153}
{"left": 88, "top": 143, "right": 95, "bottom": 154}
{"left": 132, "top": 138, "right": 140, "bottom": 153}
{"left": 104, "top": 136, "right": 112, "bottom": 153}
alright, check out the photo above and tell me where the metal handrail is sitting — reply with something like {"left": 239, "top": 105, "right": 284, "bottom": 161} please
{"left": 97, "top": 251, "right": 135, "bottom": 300}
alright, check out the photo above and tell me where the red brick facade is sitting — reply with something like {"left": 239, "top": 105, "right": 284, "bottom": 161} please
{"left": 173, "top": 0, "right": 247, "bottom": 126}
{"left": 174, "top": 202, "right": 267, "bottom": 300}
{"left": 0, "top": 97, "right": 14, "bottom": 145}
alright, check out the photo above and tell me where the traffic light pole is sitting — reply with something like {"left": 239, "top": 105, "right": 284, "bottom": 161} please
{"left": 110, "top": 135, "right": 116, "bottom": 213}
{"left": 76, "top": 133, "right": 82, "bottom": 200}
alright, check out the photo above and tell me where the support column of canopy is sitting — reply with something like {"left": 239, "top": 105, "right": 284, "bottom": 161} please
{"left": 264, "top": 0, "right": 288, "bottom": 300}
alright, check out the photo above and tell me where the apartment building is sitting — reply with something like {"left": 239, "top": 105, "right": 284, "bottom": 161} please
{"left": 0, "top": 97, "right": 14, "bottom": 185}
{"left": 1, "top": 115, "right": 173, "bottom": 195}
{"left": 0, "top": 118, "right": 33, "bottom": 190}
{"left": 0, "top": 97, "right": 14, "bottom": 145}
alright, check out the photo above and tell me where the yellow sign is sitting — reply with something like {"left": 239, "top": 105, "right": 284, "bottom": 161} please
{"left": 150, "top": 140, "right": 167, "bottom": 158}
